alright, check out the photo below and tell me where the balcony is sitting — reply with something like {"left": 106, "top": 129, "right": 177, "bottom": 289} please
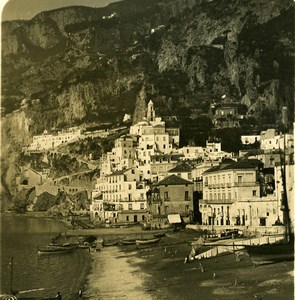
{"left": 121, "top": 197, "right": 146, "bottom": 202}
{"left": 233, "top": 182, "right": 259, "bottom": 187}
{"left": 200, "top": 198, "right": 234, "bottom": 204}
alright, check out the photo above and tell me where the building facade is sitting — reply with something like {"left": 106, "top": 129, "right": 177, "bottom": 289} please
{"left": 199, "top": 159, "right": 281, "bottom": 228}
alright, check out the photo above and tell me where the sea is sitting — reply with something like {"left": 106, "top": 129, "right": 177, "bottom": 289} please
{"left": 0, "top": 214, "right": 91, "bottom": 300}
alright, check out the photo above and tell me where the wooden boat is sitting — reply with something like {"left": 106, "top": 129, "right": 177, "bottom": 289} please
{"left": 103, "top": 240, "right": 119, "bottom": 247}
{"left": 77, "top": 244, "right": 90, "bottom": 249}
{"left": 38, "top": 245, "right": 75, "bottom": 255}
{"left": 135, "top": 237, "right": 161, "bottom": 246}
{"left": 245, "top": 242, "right": 294, "bottom": 266}
{"left": 120, "top": 238, "right": 136, "bottom": 245}
{"left": 153, "top": 232, "right": 166, "bottom": 238}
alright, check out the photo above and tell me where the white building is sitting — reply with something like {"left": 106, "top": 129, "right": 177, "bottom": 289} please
{"left": 28, "top": 127, "right": 83, "bottom": 150}
{"left": 178, "top": 140, "right": 232, "bottom": 162}
{"left": 260, "top": 132, "right": 293, "bottom": 151}
{"left": 90, "top": 168, "right": 148, "bottom": 223}
{"left": 199, "top": 159, "right": 281, "bottom": 228}
{"left": 130, "top": 100, "right": 177, "bottom": 164}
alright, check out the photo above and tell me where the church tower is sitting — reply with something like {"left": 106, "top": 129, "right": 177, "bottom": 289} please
{"left": 146, "top": 100, "right": 156, "bottom": 121}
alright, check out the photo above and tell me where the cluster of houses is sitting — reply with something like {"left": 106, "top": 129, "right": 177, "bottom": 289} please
{"left": 89, "top": 100, "right": 294, "bottom": 231}
{"left": 21, "top": 99, "right": 294, "bottom": 232}
{"left": 27, "top": 125, "right": 126, "bottom": 151}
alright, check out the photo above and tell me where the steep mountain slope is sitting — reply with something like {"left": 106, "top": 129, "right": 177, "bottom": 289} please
{"left": 1, "top": 0, "right": 294, "bottom": 201}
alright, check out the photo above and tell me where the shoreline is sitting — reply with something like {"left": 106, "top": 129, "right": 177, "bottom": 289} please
{"left": 83, "top": 231, "right": 294, "bottom": 300}
{"left": 2, "top": 214, "right": 294, "bottom": 299}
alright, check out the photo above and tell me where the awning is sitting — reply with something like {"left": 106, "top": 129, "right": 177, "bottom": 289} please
{"left": 167, "top": 214, "right": 182, "bottom": 224}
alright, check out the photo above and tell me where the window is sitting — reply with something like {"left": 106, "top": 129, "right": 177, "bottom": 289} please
{"left": 238, "top": 176, "right": 242, "bottom": 183}
{"left": 142, "top": 215, "right": 145, "bottom": 221}
{"left": 164, "top": 192, "right": 169, "bottom": 201}
{"left": 252, "top": 190, "right": 257, "bottom": 196}
{"left": 126, "top": 216, "right": 129, "bottom": 221}
{"left": 185, "top": 191, "right": 189, "bottom": 201}
{"left": 128, "top": 204, "right": 132, "bottom": 210}
{"left": 140, "top": 203, "right": 144, "bottom": 209}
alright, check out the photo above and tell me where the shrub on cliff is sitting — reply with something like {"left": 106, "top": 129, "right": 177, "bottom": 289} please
{"left": 11, "top": 187, "right": 35, "bottom": 213}
{"left": 33, "top": 192, "right": 57, "bottom": 211}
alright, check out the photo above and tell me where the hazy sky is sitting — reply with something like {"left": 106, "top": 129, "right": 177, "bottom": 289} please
{"left": 1, "top": 0, "right": 121, "bottom": 21}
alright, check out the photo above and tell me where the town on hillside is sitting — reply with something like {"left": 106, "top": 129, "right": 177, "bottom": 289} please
{"left": 16, "top": 100, "right": 294, "bottom": 236}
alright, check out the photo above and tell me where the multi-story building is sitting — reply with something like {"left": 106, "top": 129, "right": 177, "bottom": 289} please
{"left": 211, "top": 102, "right": 241, "bottom": 128}
{"left": 129, "top": 100, "right": 178, "bottom": 164}
{"left": 147, "top": 174, "right": 194, "bottom": 222}
{"left": 90, "top": 168, "right": 148, "bottom": 223}
{"left": 178, "top": 146, "right": 204, "bottom": 160}
{"left": 260, "top": 132, "right": 293, "bottom": 151}
{"left": 199, "top": 159, "right": 281, "bottom": 228}
{"left": 149, "top": 153, "right": 183, "bottom": 183}
{"left": 178, "top": 141, "right": 232, "bottom": 162}
{"left": 112, "top": 134, "right": 137, "bottom": 170}
{"left": 192, "top": 160, "right": 221, "bottom": 192}
{"left": 136, "top": 124, "right": 172, "bottom": 164}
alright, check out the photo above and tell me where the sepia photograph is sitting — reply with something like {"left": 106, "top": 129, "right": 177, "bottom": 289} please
{"left": 0, "top": 0, "right": 294, "bottom": 299}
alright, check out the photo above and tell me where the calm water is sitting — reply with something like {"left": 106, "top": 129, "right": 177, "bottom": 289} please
{"left": 0, "top": 214, "right": 91, "bottom": 299}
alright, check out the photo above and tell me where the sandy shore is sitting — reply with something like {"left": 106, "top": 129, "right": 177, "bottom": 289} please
{"left": 83, "top": 247, "right": 153, "bottom": 300}
{"left": 82, "top": 229, "right": 294, "bottom": 300}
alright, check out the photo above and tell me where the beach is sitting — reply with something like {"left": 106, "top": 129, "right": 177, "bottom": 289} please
{"left": 81, "top": 229, "right": 294, "bottom": 300}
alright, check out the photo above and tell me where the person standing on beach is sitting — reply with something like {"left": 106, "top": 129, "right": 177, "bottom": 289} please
{"left": 78, "top": 289, "right": 83, "bottom": 298}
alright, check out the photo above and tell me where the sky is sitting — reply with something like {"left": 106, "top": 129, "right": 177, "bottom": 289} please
{"left": 1, "top": 0, "right": 121, "bottom": 21}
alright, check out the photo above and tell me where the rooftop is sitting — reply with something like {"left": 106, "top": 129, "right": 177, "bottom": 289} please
{"left": 157, "top": 174, "right": 193, "bottom": 186}
{"left": 168, "top": 162, "right": 193, "bottom": 173}
{"left": 204, "top": 159, "right": 263, "bottom": 173}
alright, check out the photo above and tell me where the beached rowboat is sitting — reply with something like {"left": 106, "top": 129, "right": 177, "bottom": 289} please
{"left": 38, "top": 245, "right": 75, "bottom": 255}
{"left": 135, "top": 238, "right": 161, "bottom": 246}
{"left": 120, "top": 239, "right": 136, "bottom": 245}
{"left": 153, "top": 232, "right": 166, "bottom": 238}
{"left": 244, "top": 242, "right": 294, "bottom": 266}
{"left": 103, "top": 240, "right": 119, "bottom": 247}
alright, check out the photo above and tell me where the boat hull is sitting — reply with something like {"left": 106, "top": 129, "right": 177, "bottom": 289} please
{"left": 38, "top": 245, "right": 75, "bottom": 255}
{"left": 245, "top": 243, "right": 294, "bottom": 265}
{"left": 135, "top": 238, "right": 161, "bottom": 246}
{"left": 121, "top": 239, "right": 136, "bottom": 245}
{"left": 103, "top": 241, "right": 119, "bottom": 247}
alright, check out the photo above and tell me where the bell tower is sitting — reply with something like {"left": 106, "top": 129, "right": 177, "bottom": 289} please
{"left": 147, "top": 100, "right": 155, "bottom": 121}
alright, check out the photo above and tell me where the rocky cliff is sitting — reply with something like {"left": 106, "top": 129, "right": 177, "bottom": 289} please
{"left": 1, "top": 0, "right": 294, "bottom": 201}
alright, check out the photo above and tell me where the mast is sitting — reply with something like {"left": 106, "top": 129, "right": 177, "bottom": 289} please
{"left": 279, "top": 130, "right": 292, "bottom": 243}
